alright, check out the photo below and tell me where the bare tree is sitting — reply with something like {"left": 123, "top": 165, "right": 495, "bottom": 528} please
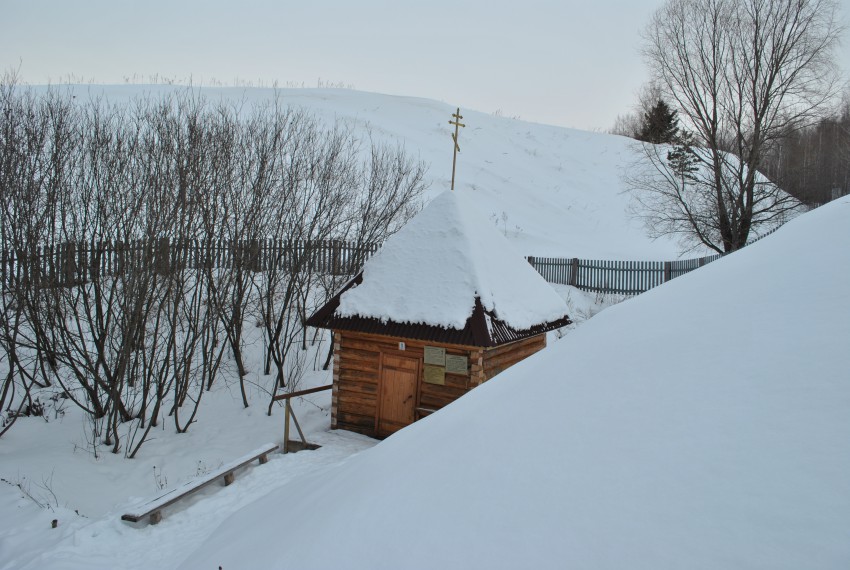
{"left": 0, "top": 72, "right": 56, "bottom": 435}
{"left": 0, "top": 80, "right": 427, "bottom": 452}
{"left": 633, "top": 0, "right": 842, "bottom": 253}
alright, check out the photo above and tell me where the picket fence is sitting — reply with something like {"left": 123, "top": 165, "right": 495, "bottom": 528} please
{"left": 0, "top": 238, "right": 380, "bottom": 288}
{"left": 526, "top": 224, "right": 785, "bottom": 295}
{"left": 526, "top": 254, "right": 722, "bottom": 295}
{"left": 2, "top": 225, "right": 784, "bottom": 294}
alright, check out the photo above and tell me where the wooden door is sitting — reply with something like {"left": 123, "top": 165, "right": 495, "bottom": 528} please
{"left": 377, "top": 353, "right": 419, "bottom": 437}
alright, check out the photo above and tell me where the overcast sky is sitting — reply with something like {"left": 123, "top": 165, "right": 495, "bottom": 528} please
{"left": 3, "top": 0, "right": 850, "bottom": 130}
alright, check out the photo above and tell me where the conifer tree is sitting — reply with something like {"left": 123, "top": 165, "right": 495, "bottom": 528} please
{"left": 638, "top": 100, "right": 678, "bottom": 144}
{"left": 666, "top": 131, "right": 698, "bottom": 183}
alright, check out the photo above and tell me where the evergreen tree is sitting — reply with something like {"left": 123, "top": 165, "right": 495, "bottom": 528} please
{"left": 666, "top": 130, "right": 699, "bottom": 184}
{"left": 638, "top": 100, "right": 678, "bottom": 144}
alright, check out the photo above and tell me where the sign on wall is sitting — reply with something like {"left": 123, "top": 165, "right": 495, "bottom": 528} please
{"left": 423, "top": 364, "right": 446, "bottom": 385}
{"left": 423, "top": 346, "right": 446, "bottom": 366}
{"left": 445, "top": 354, "right": 468, "bottom": 375}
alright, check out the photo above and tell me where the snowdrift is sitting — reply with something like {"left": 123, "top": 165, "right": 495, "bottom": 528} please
{"left": 181, "top": 197, "right": 850, "bottom": 570}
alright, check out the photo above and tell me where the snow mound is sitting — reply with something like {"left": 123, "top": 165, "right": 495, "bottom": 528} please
{"left": 181, "top": 197, "right": 850, "bottom": 570}
{"left": 336, "top": 190, "right": 569, "bottom": 330}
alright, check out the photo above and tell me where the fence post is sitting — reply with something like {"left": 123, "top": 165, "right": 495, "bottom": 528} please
{"left": 155, "top": 237, "right": 170, "bottom": 275}
{"left": 63, "top": 241, "right": 77, "bottom": 286}
{"left": 331, "top": 240, "right": 341, "bottom": 275}
{"left": 569, "top": 258, "right": 579, "bottom": 287}
{"left": 283, "top": 400, "right": 291, "bottom": 454}
{"left": 248, "top": 239, "right": 261, "bottom": 272}
{"left": 663, "top": 261, "right": 671, "bottom": 282}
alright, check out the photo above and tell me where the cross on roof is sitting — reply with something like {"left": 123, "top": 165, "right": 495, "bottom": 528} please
{"left": 449, "top": 108, "right": 465, "bottom": 191}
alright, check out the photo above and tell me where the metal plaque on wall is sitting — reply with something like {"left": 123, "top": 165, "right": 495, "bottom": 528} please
{"left": 423, "top": 364, "right": 446, "bottom": 385}
{"left": 423, "top": 346, "right": 446, "bottom": 366}
{"left": 445, "top": 354, "right": 469, "bottom": 375}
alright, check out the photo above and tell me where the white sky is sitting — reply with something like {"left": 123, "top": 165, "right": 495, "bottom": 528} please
{"left": 3, "top": 0, "right": 850, "bottom": 130}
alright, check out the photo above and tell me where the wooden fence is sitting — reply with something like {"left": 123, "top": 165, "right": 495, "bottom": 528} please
{"left": 526, "top": 253, "right": 722, "bottom": 295}
{"left": 3, "top": 227, "right": 781, "bottom": 294}
{"left": 525, "top": 223, "right": 786, "bottom": 295}
{"left": 0, "top": 238, "right": 380, "bottom": 288}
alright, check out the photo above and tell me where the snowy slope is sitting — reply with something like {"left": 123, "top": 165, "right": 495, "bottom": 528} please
{"left": 37, "top": 84, "right": 693, "bottom": 259}
{"left": 337, "top": 190, "right": 569, "bottom": 330}
{"left": 179, "top": 197, "right": 850, "bottom": 570}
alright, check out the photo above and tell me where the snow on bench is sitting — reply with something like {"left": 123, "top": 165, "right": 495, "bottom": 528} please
{"left": 121, "top": 442, "right": 278, "bottom": 525}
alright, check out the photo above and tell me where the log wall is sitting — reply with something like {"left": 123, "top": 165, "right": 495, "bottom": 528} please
{"left": 332, "top": 330, "right": 547, "bottom": 438}
{"left": 482, "top": 334, "right": 546, "bottom": 381}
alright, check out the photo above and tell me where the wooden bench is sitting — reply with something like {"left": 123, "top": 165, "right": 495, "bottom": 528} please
{"left": 121, "top": 443, "right": 278, "bottom": 525}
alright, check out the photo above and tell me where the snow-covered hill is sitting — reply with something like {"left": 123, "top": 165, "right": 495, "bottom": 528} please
{"left": 2, "top": 87, "right": 839, "bottom": 570}
{"left": 36, "top": 84, "right": 692, "bottom": 260}
{"left": 177, "top": 197, "right": 850, "bottom": 570}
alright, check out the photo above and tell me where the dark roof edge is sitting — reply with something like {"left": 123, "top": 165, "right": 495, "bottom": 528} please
{"left": 306, "top": 282, "right": 572, "bottom": 348}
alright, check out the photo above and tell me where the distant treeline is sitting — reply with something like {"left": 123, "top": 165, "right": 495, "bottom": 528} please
{"left": 760, "top": 102, "right": 850, "bottom": 205}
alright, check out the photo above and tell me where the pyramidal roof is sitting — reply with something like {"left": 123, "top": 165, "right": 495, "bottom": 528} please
{"left": 308, "top": 191, "right": 570, "bottom": 346}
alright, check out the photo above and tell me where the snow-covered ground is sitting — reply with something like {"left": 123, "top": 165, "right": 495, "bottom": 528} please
{"left": 0, "top": 282, "right": 606, "bottom": 570}
{"left": 5, "top": 195, "right": 848, "bottom": 570}
{"left": 2, "top": 88, "right": 841, "bottom": 569}
{"left": 175, "top": 196, "right": 847, "bottom": 570}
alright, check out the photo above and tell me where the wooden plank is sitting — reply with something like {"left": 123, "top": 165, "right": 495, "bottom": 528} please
{"left": 336, "top": 390, "right": 378, "bottom": 409}
{"left": 341, "top": 331, "right": 479, "bottom": 352}
{"left": 271, "top": 384, "right": 332, "bottom": 402}
{"left": 121, "top": 443, "right": 278, "bottom": 524}
{"left": 419, "top": 383, "right": 467, "bottom": 404}
{"left": 336, "top": 411, "right": 377, "bottom": 429}
{"left": 336, "top": 382, "right": 379, "bottom": 396}
{"left": 338, "top": 346, "right": 381, "bottom": 364}
{"left": 338, "top": 358, "right": 380, "bottom": 375}
{"left": 382, "top": 354, "right": 418, "bottom": 371}
{"left": 339, "top": 367, "right": 379, "bottom": 384}
{"left": 338, "top": 397, "right": 378, "bottom": 416}
{"left": 483, "top": 342, "right": 545, "bottom": 370}
{"left": 440, "top": 373, "right": 470, "bottom": 390}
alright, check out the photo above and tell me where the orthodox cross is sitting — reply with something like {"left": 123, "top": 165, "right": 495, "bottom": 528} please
{"left": 449, "top": 108, "right": 465, "bottom": 191}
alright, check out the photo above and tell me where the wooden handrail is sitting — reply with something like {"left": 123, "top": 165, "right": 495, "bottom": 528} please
{"left": 272, "top": 383, "right": 333, "bottom": 402}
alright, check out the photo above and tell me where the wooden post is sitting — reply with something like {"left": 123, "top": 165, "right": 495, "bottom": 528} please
{"left": 664, "top": 261, "right": 672, "bottom": 282}
{"left": 247, "top": 239, "right": 261, "bottom": 273}
{"left": 331, "top": 240, "right": 341, "bottom": 275}
{"left": 331, "top": 332, "right": 341, "bottom": 430}
{"left": 155, "top": 237, "right": 170, "bottom": 275}
{"left": 63, "top": 241, "right": 76, "bottom": 286}
{"left": 290, "top": 405, "right": 307, "bottom": 446}
{"left": 569, "top": 258, "right": 579, "bottom": 287}
{"left": 283, "top": 400, "right": 291, "bottom": 454}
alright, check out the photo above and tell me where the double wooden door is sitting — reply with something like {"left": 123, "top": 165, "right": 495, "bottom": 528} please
{"left": 377, "top": 353, "right": 419, "bottom": 438}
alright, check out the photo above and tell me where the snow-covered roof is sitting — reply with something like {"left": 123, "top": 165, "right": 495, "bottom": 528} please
{"left": 313, "top": 190, "right": 570, "bottom": 341}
